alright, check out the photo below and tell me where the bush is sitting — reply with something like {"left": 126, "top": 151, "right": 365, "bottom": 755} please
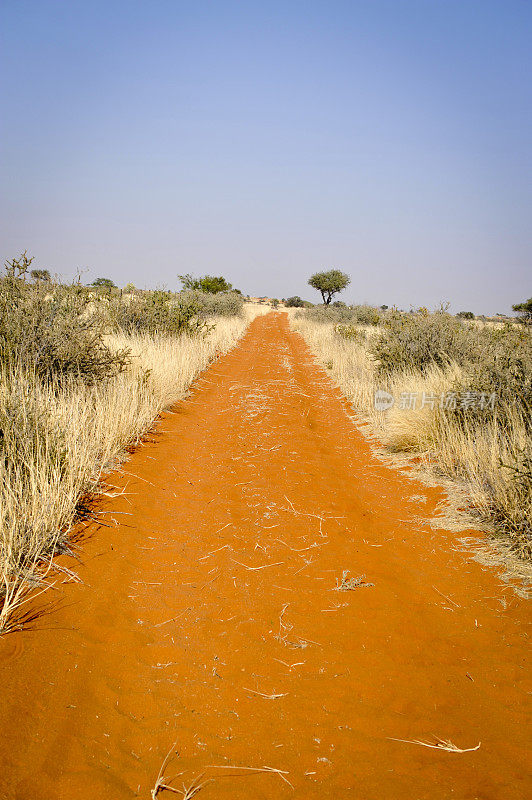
{"left": 302, "top": 305, "right": 357, "bottom": 324}
{"left": 110, "top": 288, "right": 244, "bottom": 335}
{"left": 350, "top": 305, "right": 381, "bottom": 325}
{"left": 301, "top": 304, "right": 380, "bottom": 325}
{"left": 110, "top": 289, "right": 211, "bottom": 336}
{"left": 371, "top": 310, "right": 474, "bottom": 374}
{"left": 451, "top": 325, "right": 532, "bottom": 432}
{"left": 195, "top": 290, "right": 244, "bottom": 317}
{"left": 0, "top": 255, "right": 129, "bottom": 384}
{"left": 179, "top": 274, "right": 236, "bottom": 293}
{"left": 372, "top": 306, "right": 532, "bottom": 438}
{"left": 334, "top": 324, "right": 367, "bottom": 344}
{"left": 286, "top": 296, "right": 305, "bottom": 307}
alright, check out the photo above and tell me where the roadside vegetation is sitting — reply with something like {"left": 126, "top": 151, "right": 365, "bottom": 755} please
{"left": 0, "top": 255, "right": 255, "bottom": 630}
{"left": 292, "top": 302, "right": 532, "bottom": 561}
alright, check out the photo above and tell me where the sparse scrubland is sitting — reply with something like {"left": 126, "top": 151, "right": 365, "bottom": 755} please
{"left": 292, "top": 305, "right": 532, "bottom": 562}
{"left": 0, "top": 255, "right": 257, "bottom": 629}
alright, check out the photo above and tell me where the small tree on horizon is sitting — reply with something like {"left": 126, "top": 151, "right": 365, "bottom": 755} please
{"left": 513, "top": 297, "right": 532, "bottom": 325}
{"left": 30, "top": 268, "right": 51, "bottom": 282}
{"left": 308, "top": 269, "right": 350, "bottom": 305}
{"left": 90, "top": 277, "right": 117, "bottom": 290}
{"left": 179, "top": 274, "right": 234, "bottom": 293}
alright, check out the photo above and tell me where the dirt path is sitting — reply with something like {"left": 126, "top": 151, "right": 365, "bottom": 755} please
{"left": 0, "top": 312, "right": 530, "bottom": 799}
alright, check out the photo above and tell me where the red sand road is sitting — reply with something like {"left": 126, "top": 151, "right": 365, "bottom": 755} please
{"left": 0, "top": 312, "right": 530, "bottom": 799}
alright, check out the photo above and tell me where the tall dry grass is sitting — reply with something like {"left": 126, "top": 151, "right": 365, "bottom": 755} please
{"left": 0, "top": 311, "right": 258, "bottom": 631}
{"left": 291, "top": 313, "right": 532, "bottom": 563}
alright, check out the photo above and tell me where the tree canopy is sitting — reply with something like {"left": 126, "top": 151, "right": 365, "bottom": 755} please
{"left": 513, "top": 297, "right": 532, "bottom": 324}
{"left": 285, "top": 296, "right": 305, "bottom": 307}
{"left": 179, "top": 274, "right": 234, "bottom": 293}
{"left": 90, "top": 277, "right": 117, "bottom": 289}
{"left": 30, "top": 268, "right": 51, "bottom": 281}
{"left": 308, "top": 269, "right": 350, "bottom": 305}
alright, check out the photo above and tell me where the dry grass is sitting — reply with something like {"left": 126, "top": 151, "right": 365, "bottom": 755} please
{"left": 388, "top": 735, "right": 481, "bottom": 753}
{"left": 150, "top": 746, "right": 293, "bottom": 797}
{"left": 334, "top": 570, "right": 374, "bottom": 590}
{"left": 291, "top": 313, "right": 531, "bottom": 576}
{"left": 0, "top": 312, "right": 258, "bottom": 632}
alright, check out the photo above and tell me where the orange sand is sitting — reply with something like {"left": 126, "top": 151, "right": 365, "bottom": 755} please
{"left": 0, "top": 312, "right": 529, "bottom": 799}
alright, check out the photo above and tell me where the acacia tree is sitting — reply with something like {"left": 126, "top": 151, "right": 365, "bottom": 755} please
{"left": 308, "top": 269, "right": 350, "bottom": 305}
{"left": 513, "top": 297, "right": 532, "bottom": 325}
{"left": 178, "top": 274, "right": 233, "bottom": 293}
{"left": 285, "top": 296, "right": 304, "bottom": 307}
{"left": 90, "top": 277, "right": 116, "bottom": 290}
{"left": 30, "top": 268, "right": 51, "bottom": 281}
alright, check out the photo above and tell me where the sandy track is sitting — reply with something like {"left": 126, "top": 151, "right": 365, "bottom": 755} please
{"left": 0, "top": 312, "right": 529, "bottom": 799}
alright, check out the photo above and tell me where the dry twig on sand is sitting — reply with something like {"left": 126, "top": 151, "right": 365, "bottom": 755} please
{"left": 275, "top": 538, "right": 320, "bottom": 553}
{"left": 199, "top": 544, "right": 230, "bottom": 561}
{"left": 334, "top": 570, "right": 374, "bottom": 590}
{"left": 388, "top": 735, "right": 481, "bottom": 753}
{"left": 432, "top": 585, "right": 461, "bottom": 608}
{"left": 244, "top": 687, "right": 288, "bottom": 699}
{"left": 206, "top": 764, "right": 293, "bottom": 789}
{"left": 273, "top": 658, "right": 306, "bottom": 670}
{"left": 151, "top": 742, "right": 181, "bottom": 798}
{"left": 231, "top": 559, "right": 284, "bottom": 571}
{"left": 151, "top": 747, "right": 212, "bottom": 798}
{"left": 276, "top": 603, "right": 292, "bottom": 643}
{"left": 178, "top": 774, "right": 212, "bottom": 799}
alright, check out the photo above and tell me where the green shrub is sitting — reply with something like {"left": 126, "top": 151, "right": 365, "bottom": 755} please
{"left": 335, "top": 324, "right": 367, "bottom": 344}
{"left": 372, "top": 309, "right": 532, "bottom": 431}
{"left": 110, "top": 289, "right": 211, "bottom": 336}
{"left": 371, "top": 310, "right": 474, "bottom": 374}
{"left": 350, "top": 305, "right": 381, "bottom": 325}
{"left": 110, "top": 287, "right": 243, "bottom": 335}
{"left": 178, "top": 274, "right": 236, "bottom": 293}
{"left": 195, "top": 290, "right": 244, "bottom": 317}
{"left": 302, "top": 304, "right": 380, "bottom": 326}
{"left": 302, "top": 305, "right": 357, "bottom": 324}
{"left": 0, "top": 254, "right": 129, "bottom": 383}
{"left": 451, "top": 325, "right": 532, "bottom": 431}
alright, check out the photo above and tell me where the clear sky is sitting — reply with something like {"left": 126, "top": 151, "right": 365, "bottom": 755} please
{"left": 1, "top": 0, "right": 530, "bottom": 313}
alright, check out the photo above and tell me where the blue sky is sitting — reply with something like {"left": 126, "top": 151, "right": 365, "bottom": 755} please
{"left": 1, "top": 0, "right": 530, "bottom": 313}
